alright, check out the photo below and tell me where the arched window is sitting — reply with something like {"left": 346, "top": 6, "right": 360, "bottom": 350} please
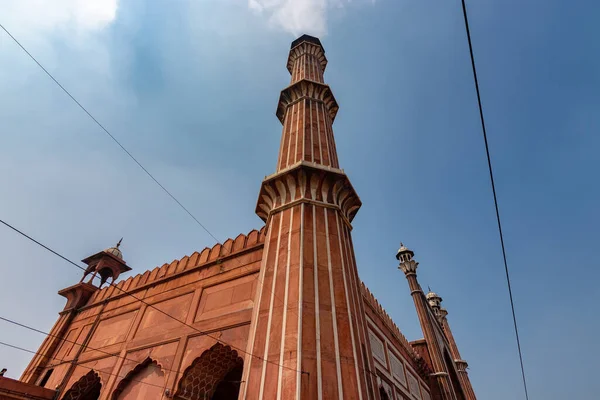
{"left": 62, "top": 370, "right": 101, "bottom": 400}
{"left": 111, "top": 358, "right": 165, "bottom": 400}
{"left": 39, "top": 368, "right": 53, "bottom": 387}
{"left": 174, "top": 343, "right": 243, "bottom": 400}
{"left": 379, "top": 385, "right": 391, "bottom": 400}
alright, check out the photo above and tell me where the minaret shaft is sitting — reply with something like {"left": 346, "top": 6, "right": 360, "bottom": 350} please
{"left": 243, "top": 35, "right": 371, "bottom": 400}
{"left": 440, "top": 311, "right": 477, "bottom": 400}
{"left": 406, "top": 275, "right": 458, "bottom": 400}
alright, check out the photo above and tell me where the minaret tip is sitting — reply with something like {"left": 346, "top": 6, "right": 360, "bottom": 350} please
{"left": 116, "top": 238, "right": 123, "bottom": 248}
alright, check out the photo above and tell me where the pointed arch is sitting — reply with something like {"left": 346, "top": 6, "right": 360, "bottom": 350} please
{"left": 174, "top": 343, "right": 243, "bottom": 400}
{"left": 111, "top": 357, "right": 165, "bottom": 400}
{"left": 444, "top": 350, "right": 466, "bottom": 400}
{"left": 62, "top": 370, "right": 102, "bottom": 400}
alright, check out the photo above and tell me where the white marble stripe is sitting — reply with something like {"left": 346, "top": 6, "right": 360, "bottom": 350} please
{"left": 296, "top": 203, "right": 305, "bottom": 400}
{"left": 294, "top": 100, "right": 301, "bottom": 164}
{"left": 302, "top": 98, "right": 306, "bottom": 162}
{"left": 277, "top": 208, "right": 295, "bottom": 400}
{"left": 277, "top": 104, "right": 290, "bottom": 170}
{"left": 313, "top": 205, "right": 323, "bottom": 400}
{"left": 325, "top": 111, "right": 336, "bottom": 167}
{"left": 335, "top": 215, "right": 364, "bottom": 400}
{"left": 316, "top": 100, "right": 323, "bottom": 164}
{"left": 310, "top": 100, "right": 314, "bottom": 163}
{"left": 286, "top": 102, "right": 295, "bottom": 167}
{"left": 321, "top": 102, "right": 332, "bottom": 167}
{"left": 241, "top": 223, "right": 273, "bottom": 399}
{"left": 324, "top": 208, "right": 344, "bottom": 400}
{"left": 258, "top": 212, "right": 285, "bottom": 399}
{"left": 346, "top": 230, "right": 376, "bottom": 393}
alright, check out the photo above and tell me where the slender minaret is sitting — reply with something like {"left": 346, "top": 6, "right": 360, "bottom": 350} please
{"left": 396, "top": 244, "right": 458, "bottom": 400}
{"left": 241, "top": 34, "right": 374, "bottom": 400}
{"left": 427, "top": 292, "right": 477, "bottom": 400}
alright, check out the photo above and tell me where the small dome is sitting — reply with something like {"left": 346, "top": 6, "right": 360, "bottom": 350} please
{"left": 105, "top": 246, "right": 123, "bottom": 259}
{"left": 104, "top": 238, "right": 123, "bottom": 259}
{"left": 396, "top": 242, "right": 414, "bottom": 261}
{"left": 426, "top": 291, "right": 441, "bottom": 300}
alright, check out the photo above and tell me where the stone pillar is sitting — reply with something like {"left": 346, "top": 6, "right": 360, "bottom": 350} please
{"left": 396, "top": 245, "right": 457, "bottom": 400}
{"left": 241, "top": 35, "right": 374, "bottom": 400}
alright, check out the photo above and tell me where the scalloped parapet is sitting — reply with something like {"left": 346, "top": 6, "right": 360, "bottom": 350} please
{"left": 360, "top": 281, "right": 423, "bottom": 365}
{"left": 88, "top": 227, "right": 266, "bottom": 304}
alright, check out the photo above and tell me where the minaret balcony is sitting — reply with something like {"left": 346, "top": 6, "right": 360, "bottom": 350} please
{"left": 276, "top": 79, "right": 339, "bottom": 124}
{"left": 255, "top": 161, "right": 361, "bottom": 226}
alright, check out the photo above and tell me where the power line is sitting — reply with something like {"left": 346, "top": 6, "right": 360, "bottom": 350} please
{"left": 0, "top": 20, "right": 293, "bottom": 331}
{"left": 0, "top": 22, "right": 218, "bottom": 245}
{"left": 0, "top": 22, "right": 300, "bottom": 374}
{"left": 1, "top": 315, "right": 188, "bottom": 378}
{"left": 0, "top": 340, "right": 173, "bottom": 392}
{"left": 0, "top": 218, "right": 306, "bottom": 376}
{"left": 459, "top": 1, "right": 529, "bottom": 399}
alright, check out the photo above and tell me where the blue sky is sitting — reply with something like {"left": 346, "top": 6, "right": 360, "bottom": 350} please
{"left": 0, "top": 0, "right": 598, "bottom": 398}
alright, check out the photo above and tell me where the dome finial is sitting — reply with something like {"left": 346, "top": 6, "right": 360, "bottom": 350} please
{"left": 104, "top": 239, "right": 124, "bottom": 260}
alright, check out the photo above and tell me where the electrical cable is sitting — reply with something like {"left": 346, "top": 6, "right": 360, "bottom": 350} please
{"left": 0, "top": 218, "right": 306, "bottom": 375}
{"left": 0, "top": 340, "right": 184, "bottom": 392}
{"left": 459, "top": 1, "right": 529, "bottom": 398}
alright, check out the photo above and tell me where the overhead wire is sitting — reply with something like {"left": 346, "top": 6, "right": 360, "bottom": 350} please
{"left": 0, "top": 20, "right": 293, "bottom": 349}
{"left": 459, "top": 1, "right": 529, "bottom": 398}
{"left": 0, "top": 21, "right": 302, "bottom": 376}
{"left": 0, "top": 340, "right": 183, "bottom": 392}
{"left": 0, "top": 218, "right": 306, "bottom": 376}
{"left": 0, "top": 22, "right": 218, "bottom": 244}
{"left": 1, "top": 315, "right": 207, "bottom": 379}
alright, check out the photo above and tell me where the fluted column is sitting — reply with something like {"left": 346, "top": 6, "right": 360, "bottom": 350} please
{"left": 275, "top": 36, "right": 339, "bottom": 172}
{"left": 241, "top": 35, "right": 372, "bottom": 400}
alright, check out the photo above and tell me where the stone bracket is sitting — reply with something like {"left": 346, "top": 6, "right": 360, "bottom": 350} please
{"left": 276, "top": 79, "right": 339, "bottom": 124}
{"left": 255, "top": 161, "right": 361, "bottom": 224}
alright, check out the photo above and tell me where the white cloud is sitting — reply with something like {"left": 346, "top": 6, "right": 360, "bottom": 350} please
{"left": 1, "top": 0, "right": 118, "bottom": 35}
{"left": 248, "top": 0, "right": 350, "bottom": 37}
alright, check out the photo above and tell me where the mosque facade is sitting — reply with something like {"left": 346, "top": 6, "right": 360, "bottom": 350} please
{"left": 0, "top": 35, "right": 476, "bottom": 400}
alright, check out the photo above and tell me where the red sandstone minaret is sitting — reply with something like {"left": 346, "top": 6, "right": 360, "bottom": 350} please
{"left": 396, "top": 244, "right": 465, "bottom": 400}
{"left": 427, "top": 292, "right": 477, "bottom": 400}
{"left": 241, "top": 34, "right": 376, "bottom": 399}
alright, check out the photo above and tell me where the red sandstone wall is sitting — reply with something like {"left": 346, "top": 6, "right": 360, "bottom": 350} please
{"left": 361, "top": 284, "right": 432, "bottom": 400}
{"left": 31, "top": 229, "right": 264, "bottom": 399}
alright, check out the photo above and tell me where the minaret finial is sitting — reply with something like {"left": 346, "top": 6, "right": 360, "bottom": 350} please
{"left": 116, "top": 238, "right": 123, "bottom": 248}
{"left": 428, "top": 285, "right": 431, "bottom": 293}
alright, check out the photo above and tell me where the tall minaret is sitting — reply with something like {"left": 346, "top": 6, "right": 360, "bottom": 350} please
{"left": 396, "top": 244, "right": 459, "bottom": 400}
{"left": 242, "top": 35, "right": 374, "bottom": 400}
{"left": 427, "top": 292, "right": 477, "bottom": 400}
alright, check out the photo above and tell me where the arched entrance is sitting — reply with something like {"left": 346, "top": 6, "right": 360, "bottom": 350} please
{"left": 62, "top": 370, "right": 102, "bottom": 400}
{"left": 174, "top": 343, "right": 243, "bottom": 400}
{"left": 379, "top": 385, "right": 391, "bottom": 400}
{"left": 111, "top": 358, "right": 165, "bottom": 399}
